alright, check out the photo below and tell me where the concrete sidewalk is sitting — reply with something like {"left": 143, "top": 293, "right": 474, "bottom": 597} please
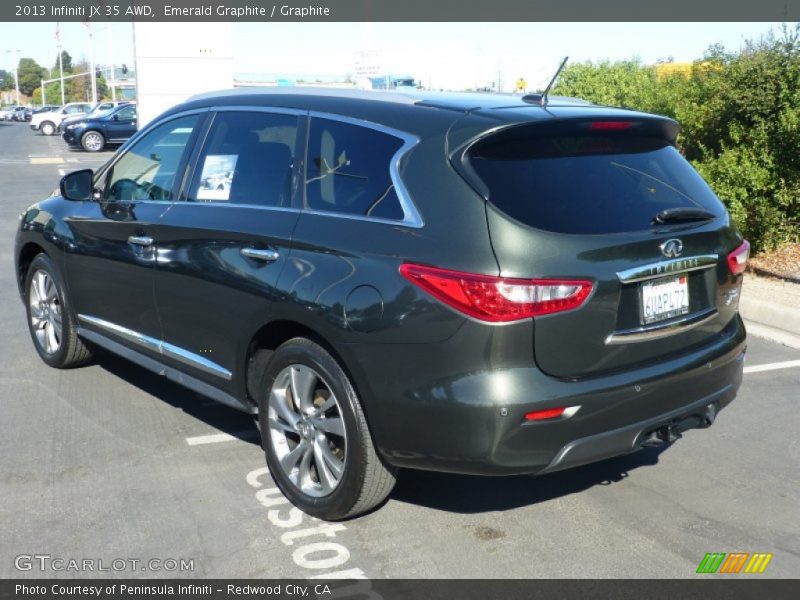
{"left": 740, "top": 274, "right": 800, "bottom": 349}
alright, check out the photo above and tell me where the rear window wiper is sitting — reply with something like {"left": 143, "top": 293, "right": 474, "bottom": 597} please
{"left": 652, "top": 207, "right": 717, "bottom": 225}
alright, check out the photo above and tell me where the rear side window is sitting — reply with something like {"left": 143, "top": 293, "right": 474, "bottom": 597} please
{"left": 469, "top": 135, "right": 726, "bottom": 234}
{"left": 305, "top": 118, "right": 405, "bottom": 220}
{"left": 189, "top": 111, "right": 298, "bottom": 206}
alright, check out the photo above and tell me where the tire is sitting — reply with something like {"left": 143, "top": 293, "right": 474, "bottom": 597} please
{"left": 81, "top": 130, "right": 105, "bottom": 152}
{"left": 40, "top": 121, "right": 56, "bottom": 136}
{"left": 24, "top": 253, "right": 93, "bottom": 368}
{"left": 256, "top": 338, "right": 396, "bottom": 520}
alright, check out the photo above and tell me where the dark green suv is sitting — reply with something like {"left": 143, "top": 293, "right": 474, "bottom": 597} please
{"left": 15, "top": 88, "right": 747, "bottom": 520}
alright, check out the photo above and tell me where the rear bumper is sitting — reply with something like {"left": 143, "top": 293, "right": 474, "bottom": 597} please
{"left": 343, "top": 314, "right": 746, "bottom": 476}
{"left": 537, "top": 383, "right": 737, "bottom": 475}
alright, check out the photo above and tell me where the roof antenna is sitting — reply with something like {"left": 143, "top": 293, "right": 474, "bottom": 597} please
{"left": 523, "top": 56, "right": 569, "bottom": 107}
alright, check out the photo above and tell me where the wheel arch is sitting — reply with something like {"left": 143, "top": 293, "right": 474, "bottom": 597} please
{"left": 243, "top": 319, "right": 374, "bottom": 424}
{"left": 17, "top": 241, "right": 46, "bottom": 296}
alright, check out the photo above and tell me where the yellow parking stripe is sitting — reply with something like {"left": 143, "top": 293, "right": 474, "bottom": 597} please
{"left": 29, "top": 157, "right": 63, "bottom": 165}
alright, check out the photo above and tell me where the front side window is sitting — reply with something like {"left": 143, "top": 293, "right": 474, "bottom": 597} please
{"left": 305, "top": 118, "right": 405, "bottom": 220}
{"left": 101, "top": 114, "right": 199, "bottom": 202}
{"left": 188, "top": 111, "right": 298, "bottom": 206}
{"left": 63, "top": 105, "right": 86, "bottom": 115}
{"left": 115, "top": 106, "right": 136, "bottom": 121}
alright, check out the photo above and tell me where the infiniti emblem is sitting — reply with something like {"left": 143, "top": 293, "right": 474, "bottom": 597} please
{"left": 660, "top": 238, "right": 683, "bottom": 258}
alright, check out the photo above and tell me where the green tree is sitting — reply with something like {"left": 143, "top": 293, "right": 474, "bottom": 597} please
{"left": 53, "top": 50, "right": 73, "bottom": 74}
{"left": 551, "top": 25, "right": 800, "bottom": 251}
{"left": 65, "top": 62, "right": 109, "bottom": 102}
{"left": 0, "top": 70, "right": 14, "bottom": 92}
{"left": 16, "top": 57, "right": 47, "bottom": 97}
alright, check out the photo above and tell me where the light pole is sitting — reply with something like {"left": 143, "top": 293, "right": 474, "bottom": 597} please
{"left": 104, "top": 23, "right": 116, "bottom": 101}
{"left": 5, "top": 49, "right": 20, "bottom": 105}
{"left": 87, "top": 25, "right": 97, "bottom": 104}
{"left": 57, "top": 43, "right": 65, "bottom": 104}
{"left": 54, "top": 23, "right": 66, "bottom": 105}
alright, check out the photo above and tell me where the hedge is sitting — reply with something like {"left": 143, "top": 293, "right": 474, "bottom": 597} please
{"left": 552, "top": 26, "right": 800, "bottom": 252}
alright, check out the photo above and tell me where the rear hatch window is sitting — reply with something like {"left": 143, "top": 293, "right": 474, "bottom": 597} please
{"left": 469, "top": 134, "right": 725, "bottom": 234}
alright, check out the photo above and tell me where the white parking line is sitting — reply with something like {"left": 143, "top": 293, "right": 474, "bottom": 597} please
{"left": 185, "top": 431, "right": 256, "bottom": 446}
{"left": 744, "top": 359, "right": 800, "bottom": 374}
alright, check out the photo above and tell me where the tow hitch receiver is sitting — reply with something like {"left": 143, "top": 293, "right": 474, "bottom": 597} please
{"left": 639, "top": 403, "right": 717, "bottom": 448}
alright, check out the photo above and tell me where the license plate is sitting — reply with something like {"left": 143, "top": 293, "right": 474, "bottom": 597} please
{"left": 641, "top": 275, "right": 689, "bottom": 324}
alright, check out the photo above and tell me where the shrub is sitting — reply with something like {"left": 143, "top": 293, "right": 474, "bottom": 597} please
{"left": 553, "top": 26, "right": 800, "bottom": 252}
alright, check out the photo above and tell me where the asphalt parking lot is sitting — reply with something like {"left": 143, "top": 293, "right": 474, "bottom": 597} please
{"left": 1, "top": 120, "right": 799, "bottom": 579}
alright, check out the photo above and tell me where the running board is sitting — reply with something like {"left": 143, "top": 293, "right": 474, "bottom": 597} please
{"left": 77, "top": 327, "right": 257, "bottom": 414}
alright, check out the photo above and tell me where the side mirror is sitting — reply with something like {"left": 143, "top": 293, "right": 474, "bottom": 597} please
{"left": 60, "top": 169, "right": 96, "bottom": 201}
{"left": 112, "top": 114, "right": 119, "bottom": 121}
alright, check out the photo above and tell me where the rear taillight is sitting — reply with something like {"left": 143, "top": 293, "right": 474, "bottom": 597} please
{"left": 399, "top": 263, "right": 593, "bottom": 322}
{"left": 727, "top": 240, "right": 750, "bottom": 275}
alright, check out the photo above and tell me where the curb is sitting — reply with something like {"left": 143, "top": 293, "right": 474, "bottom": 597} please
{"left": 747, "top": 265, "right": 800, "bottom": 285}
{"left": 739, "top": 296, "right": 800, "bottom": 336}
{"left": 743, "top": 320, "right": 800, "bottom": 350}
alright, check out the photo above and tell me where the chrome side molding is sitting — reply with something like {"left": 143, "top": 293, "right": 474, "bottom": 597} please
{"left": 616, "top": 254, "right": 719, "bottom": 284}
{"left": 77, "top": 326, "right": 253, "bottom": 413}
{"left": 605, "top": 308, "right": 718, "bottom": 345}
{"left": 78, "top": 314, "right": 232, "bottom": 380}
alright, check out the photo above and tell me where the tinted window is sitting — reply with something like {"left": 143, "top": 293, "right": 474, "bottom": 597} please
{"left": 101, "top": 115, "right": 198, "bottom": 202}
{"left": 115, "top": 106, "right": 136, "bottom": 121}
{"left": 305, "top": 118, "right": 404, "bottom": 220}
{"left": 188, "top": 111, "right": 298, "bottom": 206}
{"left": 469, "top": 135, "right": 726, "bottom": 234}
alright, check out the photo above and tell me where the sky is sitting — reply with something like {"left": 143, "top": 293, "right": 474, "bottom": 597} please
{"left": 0, "top": 21, "right": 786, "bottom": 91}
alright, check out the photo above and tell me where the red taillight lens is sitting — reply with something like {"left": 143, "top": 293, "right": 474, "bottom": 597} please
{"left": 399, "top": 263, "right": 593, "bottom": 322}
{"left": 727, "top": 240, "right": 750, "bottom": 275}
{"left": 589, "top": 121, "right": 633, "bottom": 130}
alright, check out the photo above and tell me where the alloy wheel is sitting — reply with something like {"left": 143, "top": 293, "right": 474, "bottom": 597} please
{"left": 28, "top": 269, "right": 63, "bottom": 354}
{"left": 83, "top": 132, "right": 103, "bottom": 152}
{"left": 267, "top": 364, "right": 347, "bottom": 497}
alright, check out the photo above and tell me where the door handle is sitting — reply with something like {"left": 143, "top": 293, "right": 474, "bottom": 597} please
{"left": 240, "top": 248, "right": 280, "bottom": 262}
{"left": 128, "top": 235, "right": 154, "bottom": 247}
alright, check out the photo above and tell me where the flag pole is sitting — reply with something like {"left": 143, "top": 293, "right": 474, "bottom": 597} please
{"left": 88, "top": 23, "right": 97, "bottom": 104}
{"left": 56, "top": 23, "right": 65, "bottom": 105}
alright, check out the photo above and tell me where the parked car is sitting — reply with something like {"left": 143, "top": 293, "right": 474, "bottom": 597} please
{"left": 58, "top": 100, "right": 133, "bottom": 133}
{"left": 61, "top": 104, "right": 137, "bottom": 152}
{"left": 30, "top": 102, "right": 92, "bottom": 135}
{"left": 10, "top": 106, "right": 28, "bottom": 121}
{"left": 26, "top": 105, "right": 59, "bottom": 122}
{"left": 0, "top": 105, "right": 21, "bottom": 121}
{"left": 15, "top": 88, "right": 748, "bottom": 520}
